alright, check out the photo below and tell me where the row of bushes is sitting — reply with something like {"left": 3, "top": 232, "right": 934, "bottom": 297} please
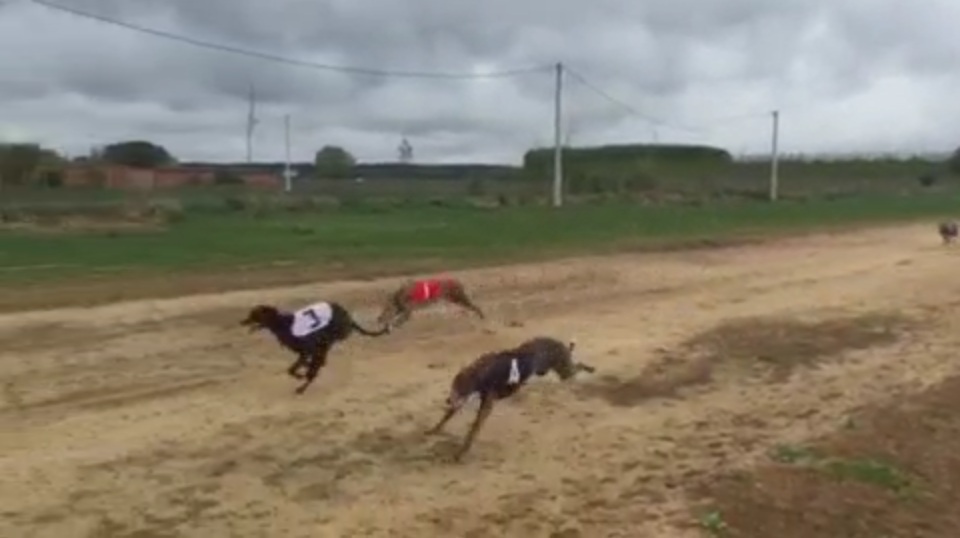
{"left": 523, "top": 143, "right": 734, "bottom": 180}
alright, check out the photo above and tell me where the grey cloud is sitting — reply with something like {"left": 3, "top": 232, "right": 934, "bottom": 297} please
{"left": 1, "top": 0, "right": 959, "bottom": 163}
{"left": 636, "top": 0, "right": 818, "bottom": 38}
{"left": 829, "top": 1, "right": 960, "bottom": 76}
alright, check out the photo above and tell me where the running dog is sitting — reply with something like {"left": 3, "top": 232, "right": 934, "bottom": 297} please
{"left": 938, "top": 220, "right": 958, "bottom": 244}
{"left": 376, "top": 276, "right": 485, "bottom": 331}
{"left": 427, "top": 336, "right": 596, "bottom": 461}
{"left": 241, "top": 301, "right": 388, "bottom": 394}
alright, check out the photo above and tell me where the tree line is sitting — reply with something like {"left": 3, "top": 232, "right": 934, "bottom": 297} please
{"left": 3, "top": 139, "right": 957, "bottom": 188}
{"left": 0, "top": 140, "right": 525, "bottom": 186}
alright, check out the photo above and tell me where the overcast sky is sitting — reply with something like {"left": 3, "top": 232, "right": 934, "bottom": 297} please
{"left": 0, "top": 0, "right": 958, "bottom": 164}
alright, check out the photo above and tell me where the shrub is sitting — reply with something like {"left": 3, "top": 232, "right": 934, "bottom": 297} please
{"left": 946, "top": 146, "right": 960, "bottom": 176}
{"left": 214, "top": 170, "right": 244, "bottom": 185}
{"left": 223, "top": 195, "right": 247, "bottom": 211}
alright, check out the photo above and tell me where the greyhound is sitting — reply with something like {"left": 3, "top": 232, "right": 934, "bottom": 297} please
{"left": 938, "top": 220, "right": 958, "bottom": 244}
{"left": 427, "top": 336, "right": 596, "bottom": 461}
{"left": 241, "top": 301, "right": 387, "bottom": 394}
{"left": 376, "top": 276, "right": 485, "bottom": 331}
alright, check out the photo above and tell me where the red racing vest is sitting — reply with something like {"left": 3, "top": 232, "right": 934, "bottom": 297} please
{"left": 408, "top": 278, "right": 445, "bottom": 304}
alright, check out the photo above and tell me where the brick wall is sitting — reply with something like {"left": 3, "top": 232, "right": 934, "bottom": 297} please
{"left": 62, "top": 164, "right": 281, "bottom": 190}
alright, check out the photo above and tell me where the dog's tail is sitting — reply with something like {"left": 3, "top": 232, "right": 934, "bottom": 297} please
{"left": 351, "top": 319, "right": 390, "bottom": 337}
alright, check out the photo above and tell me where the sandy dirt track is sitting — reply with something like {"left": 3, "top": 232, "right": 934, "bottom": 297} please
{"left": 2, "top": 223, "right": 960, "bottom": 537}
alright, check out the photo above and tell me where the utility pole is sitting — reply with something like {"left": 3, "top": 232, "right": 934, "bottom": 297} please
{"left": 769, "top": 110, "right": 780, "bottom": 201}
{"left": 283, "top": 114, "right": 293, "bottom": 193}
{"left": 245, "top": 84, "right": 258, "bottom": 162}
{"left": 552, "top": 61, "right": 564, "bottom": 208}
{"left": 398, "top": 136, "right": 413, "bottom": 163}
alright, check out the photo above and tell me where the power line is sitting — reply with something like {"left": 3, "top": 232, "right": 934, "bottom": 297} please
{"left": 564, "top": 66, "right": 704, "bottom": 133}
{"left": 564, "top": 66, "right": 802, "bottom": 134}
{"left": 28, "top": 0, "right": 553, "bottom": 80}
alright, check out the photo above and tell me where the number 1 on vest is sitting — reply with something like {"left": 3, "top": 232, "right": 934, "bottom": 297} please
{"left": 304, "top": 308, "right": 322, "bottom": 328}
{"left": 507, "top": 359, "right": 521, "bottom": 385}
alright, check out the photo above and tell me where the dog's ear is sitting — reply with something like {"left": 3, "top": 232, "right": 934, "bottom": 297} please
{"left": 242, "top": 305, "right": 272, "bottom": 327}
{"left": 567, "top": 339, "right": 576, "bottom": 352}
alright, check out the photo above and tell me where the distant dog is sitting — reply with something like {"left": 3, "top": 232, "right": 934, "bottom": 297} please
{"left": 241, "top": 302, "right": 388, "bottom": 394}
{"left": 376, "top": 276, "right": 485, "bottom": 331}
{"left": 938, "top": 220, "right": 958, "bottom": 244}
{"left": 427, "top": 336, "right": 596, "bottom": 461}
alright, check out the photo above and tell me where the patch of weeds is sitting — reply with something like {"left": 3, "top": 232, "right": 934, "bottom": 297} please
{"left": 769, "top": 444, "right": 820, "bottom": 464}
{"left": 768, "top": 443, "right": 913, "bottom": 496}
{"left": 699, "top": 510, "right": 728, "bottom": 536}
{"left": 823, "top": 458, "right": 911, "bottom": 494}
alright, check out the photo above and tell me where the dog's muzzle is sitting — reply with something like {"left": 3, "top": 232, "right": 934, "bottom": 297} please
{"left": 241, "top": 319, "right": 262, "bottom": 332}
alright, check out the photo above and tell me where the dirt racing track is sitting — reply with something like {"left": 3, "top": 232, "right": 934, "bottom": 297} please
{"left": 2, "top": 223, "right": 960, "bottom": 537}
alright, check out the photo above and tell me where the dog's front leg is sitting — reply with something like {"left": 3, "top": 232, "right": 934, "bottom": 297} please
{"left": 575, "top": 362, "right": 596, "bottom": 375}
{"left": 453, "top": 397, "right": 493, "bottom": 462}
{"left": 426, "top": 405, "right": 460, "bottom": 435}
{"left": 287, "top": 355, "right": 307, "bottom": 379}
{"left": 446, "top": 287, "right": 485, "bottom": 320}
{"left": 294, "top": 357, "right": 320, "bottom": 394}
{"left": 294, "top": 347, "right": 329, "bottom": 394}
{"left": 454, "top": 297, "right": 485, "bottom": 320}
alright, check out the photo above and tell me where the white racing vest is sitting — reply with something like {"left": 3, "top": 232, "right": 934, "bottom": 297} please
{"left": 290, "top": 302, "right": 334, "bottom": 337}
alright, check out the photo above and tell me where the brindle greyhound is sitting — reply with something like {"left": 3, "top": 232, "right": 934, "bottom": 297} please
{"left": 241, "top": 302, "right": 387, "bottom": 394}
{"left": 376, "top": 276, "right": 485, "bottom": 331}
{"left": 427, "top": 336, "right": 595, "bottom": 461}
{"left": 938, "top": 220, "right": 958, "bottom": 244}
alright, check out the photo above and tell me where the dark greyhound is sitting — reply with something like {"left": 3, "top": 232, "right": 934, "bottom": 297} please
{"left": 427, "top": 336, "right": 596, "bottom": 461}
{"left": 376, "top": 276, "right": 485, "bottom": 332}
{"left": 938, "top": 220, "right": 958, "bottom": 244}
{"left": 241, "top": 302, "right": 388, "bottom": 394}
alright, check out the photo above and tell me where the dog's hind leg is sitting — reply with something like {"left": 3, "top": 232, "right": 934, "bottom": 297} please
{"left": 453, "top": 396, "right": 494, "bottom": 462}
{"left": 391, "top": 309, "right": 413, "bottom": 330}
{"left": 294, "top": 347, "right": 330, "bottom": 394}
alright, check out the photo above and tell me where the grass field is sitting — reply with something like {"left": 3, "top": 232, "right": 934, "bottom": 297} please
{"left": 0, "top": 192, "right": 955, "bottom": 312}
{"left": 1, "top": 194, "right": 956, "bottom": 281}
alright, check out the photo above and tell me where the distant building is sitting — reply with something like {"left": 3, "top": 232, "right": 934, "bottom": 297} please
{"left": 62, "top": 163, "right": 281, "bottom": 190}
